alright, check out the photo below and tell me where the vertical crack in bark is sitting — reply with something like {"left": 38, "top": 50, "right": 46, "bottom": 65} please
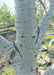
{"left": 35, "top": 26, "right": 40, "bottom": 45}
{"left": 13, "top": 42, "right": 22, "bottom": 58}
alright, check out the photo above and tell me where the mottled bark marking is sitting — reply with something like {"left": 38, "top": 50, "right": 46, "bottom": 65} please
{"left": 19, "top": 0, "right": 24, "bottom": 2}
{"left": 32, "top": 36, "right": 35, "bottom": 38}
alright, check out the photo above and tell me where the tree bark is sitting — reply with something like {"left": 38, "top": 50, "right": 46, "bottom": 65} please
{"left": 14, "top": 0, "right": 38, "bottom": 75}
{"left": 0, "top": 0, "right": 54, "bottom": 75}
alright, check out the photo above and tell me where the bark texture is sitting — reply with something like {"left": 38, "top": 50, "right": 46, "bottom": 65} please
{"left": 0, "top": 35, "right": 21, "bottom": 63}
{"left": 14, "top": 0, "right": 38, "bottom": 75}
{"left": 14, "top": 0, "right": 54, "bottom": 75}
{"left": 35, "top": 0, "right": 54, "bottom": 50}
{"left": 0, "top": 0, "right": 54, "bottom": 75}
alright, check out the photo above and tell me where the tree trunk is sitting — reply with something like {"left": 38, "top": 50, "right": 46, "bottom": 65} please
{"left": 0, "top": 0, "right": 54, "bottom": 75}
{"left": 14, "top": 0, "right": 39, "bottom": 75}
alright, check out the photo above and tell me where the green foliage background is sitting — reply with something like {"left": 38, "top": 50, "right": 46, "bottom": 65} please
{"left": 0, "top": 2, "right": 15, "bottom": 25}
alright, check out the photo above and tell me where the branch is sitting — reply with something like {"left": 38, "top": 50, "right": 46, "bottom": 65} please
{"left": 38, "top": 0, "right": 46, "bottom": 10}
{"left": 42, "top": 64, "right": 54, "bottom": 75}
{"left": 0, "top": 35, "right": 13, "bottom": 58}
{"left": 0, "top": 35, "right": 21, "bottom": 63}
{"left": 35, "top": 0, "right": 54, "bottom": 50}
{"left": 39, "top": 0, "right": 54, "bottom": 36}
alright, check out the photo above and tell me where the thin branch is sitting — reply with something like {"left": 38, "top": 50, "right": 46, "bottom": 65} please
{"left": 38, "top": 0, "right": 46, "bottom": 10}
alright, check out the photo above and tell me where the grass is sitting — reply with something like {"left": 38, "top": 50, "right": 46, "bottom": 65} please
{"left": 11, "top": 27, "right": 16, "bottom": 31}
{"left": 50, "top": 22, "right": 54, "bottom": 25}
{"left": 42, "top": 23, "right": 54, "bottom": 48}
{"left": 0, "top": 26, "right": 16, "bottom": 35}
{"left": 45, "top": 30, "right": 53, "bottom": 35}
{"left": 0, "top": 66, "right": 15, "bottom": 75}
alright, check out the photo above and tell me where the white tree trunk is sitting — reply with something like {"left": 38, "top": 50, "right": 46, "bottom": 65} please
{"left": 14, "top": 0, "right": 38, "bottom": 75}
{"left": 0, "top": 0, "right": 54, "bottom": 75}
